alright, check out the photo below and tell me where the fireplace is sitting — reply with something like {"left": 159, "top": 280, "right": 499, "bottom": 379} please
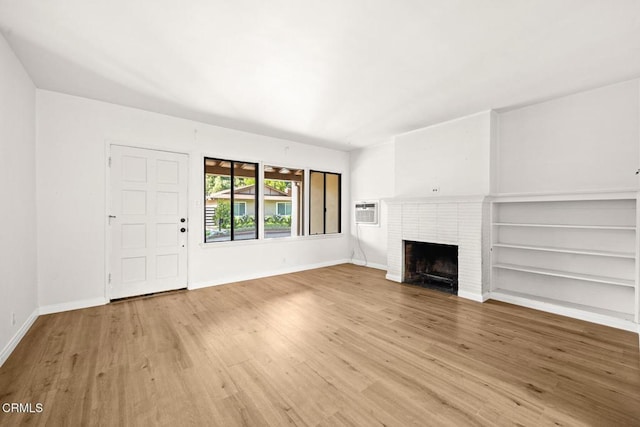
{"left": 387, "top": 198, "right": 486, "bottom": 301}
{"left": 404, "top": 241, "right": 458, "bottom": 294}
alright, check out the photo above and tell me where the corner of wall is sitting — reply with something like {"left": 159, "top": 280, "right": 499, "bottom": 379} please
{"left": 0, "top": 308, "right": 39, "bottom": 367}
{"left": 0, "top": 33, "right": 40, "bottom": 367}
{"left": 489, "top": 110, "right": 499, "bottom": 194}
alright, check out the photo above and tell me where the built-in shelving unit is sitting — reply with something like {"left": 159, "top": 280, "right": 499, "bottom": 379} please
{"left": 490, "top": 192, "right": 640, "bottom": 333}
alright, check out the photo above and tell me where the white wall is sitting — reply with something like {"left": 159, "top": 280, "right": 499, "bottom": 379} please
{"left": 348, "top": 80, "right": 640, "bottom": 276}
{"left": 496, "top": 79, "right": 640, "bottom": 194}
{"left": 36, "top": 90, "right": 350, "bottom": 309}
{"left": 394, "top": 111, "right": 493, "bottom": 198}
{"left": 0, "top": 34, "right": 38, "bottom": 363}
{"left": 349, "top": 112, "right": 495, "bottom": 269}
{"left": 350, "top": 142, "right": 394, "bottom": 268}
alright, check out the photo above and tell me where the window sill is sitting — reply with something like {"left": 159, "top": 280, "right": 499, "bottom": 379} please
{"left": 199, "top": 232, "right": 345, "bottom": 249}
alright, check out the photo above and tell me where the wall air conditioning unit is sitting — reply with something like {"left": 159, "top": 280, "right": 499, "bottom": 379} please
{"left": 354, "top": 201, "right": 379, "bottom": 225}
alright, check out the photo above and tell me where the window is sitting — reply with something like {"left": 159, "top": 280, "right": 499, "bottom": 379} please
{"left": 204, "top": 158, "right": 258, "bottom": 242}
{"left": 264, "top": 165, "right": 304, "bottom": 239}
{"left": 233, "top": 202, "right": 246, "bottom": 217}
{"left": 309, "top": 170, "right": 341, "bottom": 235}
{"left": 276, "top": 202, "right": 292, "bottom": 216}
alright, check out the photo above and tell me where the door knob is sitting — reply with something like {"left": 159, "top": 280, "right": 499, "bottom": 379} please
{"left": 180, "top": 228, "right": 186, "bottom": 233}
{"left": 180, "top": 218, "right": 186, "bottom": 223}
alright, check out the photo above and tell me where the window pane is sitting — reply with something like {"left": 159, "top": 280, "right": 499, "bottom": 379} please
{"left": 264, "top": 165, "right": 304, "bottom": 239}
{"left": 205, "top": 159, "right": 231, "bottom": 242}
{"left": 205, "top": 158, "right": 257, "bottom": 242}
{"left": 233, "top": 165, "right": 257, "bottom": 241}
{"left": 309, "top": 171, "right": 325, "bottom": 235}
{"left": 325, "top": 173, "right": 340, "bottom": 234}
{"left": 309, "top": 170, "right": 341, "bottom": 235}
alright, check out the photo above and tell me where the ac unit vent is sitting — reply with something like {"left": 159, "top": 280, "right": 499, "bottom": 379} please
{"left": 355, "top": 201, "right": 379, "bottom": 225}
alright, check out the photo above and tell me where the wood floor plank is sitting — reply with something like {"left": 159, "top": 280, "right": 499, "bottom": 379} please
{"left": 0, "top": 264, "right": 638, "bottom": 426}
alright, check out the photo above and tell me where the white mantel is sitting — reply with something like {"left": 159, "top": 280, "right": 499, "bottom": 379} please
{"left": 385, "top": 196, "right": 490, "bottom": 302}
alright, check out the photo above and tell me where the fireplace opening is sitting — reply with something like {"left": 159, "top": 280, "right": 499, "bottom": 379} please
{"left": 404, "top": 241, "right": 458, "bottom": 295}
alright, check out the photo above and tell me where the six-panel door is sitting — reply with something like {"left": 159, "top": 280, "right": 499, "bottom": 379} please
{"left": 109, "top": 145, "right": 188, "bottom": 299}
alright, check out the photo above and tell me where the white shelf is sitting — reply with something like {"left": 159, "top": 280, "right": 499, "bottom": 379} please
{"left": 493, "top": 263, "right": 635, "bottom": 288}
{"left": 490, "top": 289, "right": 637, "bottom": 332}
{"left": 489, "top": 190, "right": 638, "bottom": 203}
{"left": 493, "top": 222, "right": 635, "bottom": 231}
{"left": 492, "top": 243, "right": 635, "bottom": 259}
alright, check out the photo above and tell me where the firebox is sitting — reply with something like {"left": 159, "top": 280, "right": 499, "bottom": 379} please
{"left": 404, "top": 241, "right": 458, "bottom": 294}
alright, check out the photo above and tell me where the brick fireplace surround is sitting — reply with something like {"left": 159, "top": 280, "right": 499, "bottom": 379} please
{"left": 385, "top": 196, "right": 490, "bottom": 302}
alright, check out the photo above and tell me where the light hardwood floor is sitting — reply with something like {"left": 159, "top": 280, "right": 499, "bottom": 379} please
{"left": 1, "top": 264, "right": 639, "bottom": 426}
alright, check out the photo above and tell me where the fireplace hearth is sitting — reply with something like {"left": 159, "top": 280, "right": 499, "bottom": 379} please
{"left": 404, "top": 241, "right": 458, "bottom": 294}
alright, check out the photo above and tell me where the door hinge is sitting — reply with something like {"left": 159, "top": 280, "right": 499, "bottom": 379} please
{"left": 108, "top": 273, "right": 111, "bottom": 284}
{"left": 108, "top": 157, "right": 112, "bottom": 167}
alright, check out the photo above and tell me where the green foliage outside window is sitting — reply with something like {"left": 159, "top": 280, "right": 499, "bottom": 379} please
{"left": 205, "top": 175, "right": 256, "bottom": 197}
{"left": 264, "top": 179, "right": 291, "bottom": 193}
{"left": 212, "top": 200, "right": 231, "bottom": 229}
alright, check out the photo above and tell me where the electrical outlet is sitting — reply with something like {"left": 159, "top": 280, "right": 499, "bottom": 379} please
{"left": 11, "top": 312, "right": 16, "bottom": 326}
{"left": 432, "top": 187, "right": 440, "bottom": 193}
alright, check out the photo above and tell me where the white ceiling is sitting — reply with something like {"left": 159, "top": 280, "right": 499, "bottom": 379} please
{"left": 1, "top": 0, "right": 639, "bottom": 151}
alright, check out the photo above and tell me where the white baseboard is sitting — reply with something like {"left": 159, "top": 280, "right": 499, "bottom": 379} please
{"left": 39, "top": 297, "right": 108, "bottom": 315}
{"left": 350, "top": 259, "right": 387, "bottom": 270}
{"left": 458, "top": 290, "right": 489, "bottom": 303}
{"left": 385, "top": 273, "right": 401, "bottom": 282}
{"left": 489, "top": 291, "right": 638, "bottom": 333}
{"left": 0, "top": 308, "right": 39, "bottom": 367}
{"left": 189, "top": 259, "right": 351, "bottom": 290}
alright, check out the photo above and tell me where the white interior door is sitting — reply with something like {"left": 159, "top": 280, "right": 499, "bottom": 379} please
{"left": 109, "top": 145, "right": 188, "bottom": 299}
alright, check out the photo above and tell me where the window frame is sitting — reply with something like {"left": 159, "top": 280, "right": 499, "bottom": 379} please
{"left": 263, "top": 164, "right": 305, "bottom": 239}
{"left": 309, "top": 170, "right": 342, "bottom": 235}
{"left": 204, "top": 157, "right": 259, "bottom": 243}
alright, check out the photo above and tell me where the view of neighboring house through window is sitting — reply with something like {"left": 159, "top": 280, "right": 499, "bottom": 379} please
{"left": 233, "top": 202, "right": 246, "bottom": 217}
{"left": 264, "top": 165, "right": 304, "bottom": 239}
{"left": 204, "top": 158, "right": 258, "bottom": 242}
{"left": 309, "top": 170, "right": 341, "bottom": 235}
{"left": 276, "top": 202, "right": 292, "bottom": 216}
